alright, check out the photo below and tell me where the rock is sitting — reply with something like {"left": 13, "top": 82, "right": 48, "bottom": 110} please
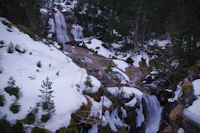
{"left": 164, "top": 125, "right": 178, "bottom": 133}
{"left": 182, "top": 81, "right": 195, "bottom": 107}
{"left": 169, "top": 104, "right": 183, "bottom": 125}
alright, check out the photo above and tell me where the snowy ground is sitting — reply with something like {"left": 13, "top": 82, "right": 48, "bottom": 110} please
{"left": 0, "top": 18, "right": 101, "bottom": 132}
{"left": 183, "top": 79, "right": 200, "bottom": 125}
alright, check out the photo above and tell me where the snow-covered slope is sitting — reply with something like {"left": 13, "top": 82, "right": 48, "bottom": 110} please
{"left": 0, "top": 17, "right": 101, "bottom": 132}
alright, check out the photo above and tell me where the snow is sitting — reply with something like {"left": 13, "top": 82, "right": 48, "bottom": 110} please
{"left": 88, "top": 124, "right": 98, "bottom": 133}
{"left": 107, "top": 86, "right": 143, "bottom": 99}
{"left": 183, "top": 79, "right": 200, "bottom": 125}
{"left": 183, "top": 98, "right": 200, "bottom": 125}
{"left": 168, "top": 82, "right": 183, "bottom": 102}
{"left": 125, "top": 98, "right": 137, "bottom": 107}
{"left": 178, "top": 128, "right": 185, "bottom": 133}
{"left": 136, "top": 103, "right": 144, "bottom": 127}
{"left": 80, "top": 38, "right": 114, "bottom": 58}
{"left": 71, "top": 24, "right": 83, "bottom": 40}
{"left": 149, "top": 40, "right": 171, "bottom": 49}
{"left": 192, "top": 79, "right": 200, "bottom": 96}
{"left": 83, "top": 76, "right": 101, "bottom": 93}
{"left": 0, "top": 18, "right": 102, "bottom": 132}
{"left": 113, "top": 59, "right": 129, "bottom": 72}
{"left": 132, "top": 52, "right": 149, "bottom": 67}
{"left": 112, "top": 67, "right": 130, "bottom": 83}
{"left": 88, "top": 96, "right": 112, "bottom": 119}
{"left": 40, "top": 8, "right": 48, "bottom": 14}
{"left": 103, "top": 108, "right": 124, "bottom": 132}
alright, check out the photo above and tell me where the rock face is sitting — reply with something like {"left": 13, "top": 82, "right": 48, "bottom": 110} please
{"left": 163, "top": 126, "right": 178, "bottom": 133}
{"left": 169, "top": 104, "right": 183, "bottom": 125}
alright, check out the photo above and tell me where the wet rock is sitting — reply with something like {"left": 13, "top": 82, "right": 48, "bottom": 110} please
{"left": 163, "top": 125, "right": 178, "bottom": 133}
{"left": 169, "top": 104, "right": 183, "bottom": 125}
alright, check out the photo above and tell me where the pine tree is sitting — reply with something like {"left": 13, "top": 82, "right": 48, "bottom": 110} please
{"left": 38, "top": 77, "right": 55, "bottom": 115}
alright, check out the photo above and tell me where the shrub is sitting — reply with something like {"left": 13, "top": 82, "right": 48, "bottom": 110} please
{"left": 0, "top": 94, "right": 5, "bottom": 106}
{"left": 37, "top": 61, "right": 42, "bottom": 68}
{"left": 7, "top": 42, "right": 15, "bottom": 53}
{"left": 15, "top": 45, "right": 26, "bottom": 53}
{"left": 10, "top": 102, "right": 20, "bottom": 114}
{"left": 31, "top": 127, "right": 45, "bottom": 133}
{"left": 41, "top": 114, "right": 50, "bottom": 123}
{"left": 58, "top": 128, "right": 78, "bottom": 133}
{"left": 2, "top": 21, "right": 12, "bottom": 28}
{"left": 104, "top": 64, "right": 113, "bottom": 73}
{"left": 84, "top": 76, "right": 93, "bottom": 88}
{"left": 4, "top": 87, "right": 20, "bottom": 99}
{"left": 126, "top": 57, "right": 133, "bottom": 65}
{"left": 38, "top": 77, "right": 55, "bottom": 115}
{"left": 23, "top": 112, "right": 36, "bottom": 124}
{"left": 0, "top": 40, "right": 4, "bottom": 44}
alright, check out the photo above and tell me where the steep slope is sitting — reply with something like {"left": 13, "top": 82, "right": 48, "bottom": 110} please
{"left": 0, "top": 18, "right": 101, "bottom": 132}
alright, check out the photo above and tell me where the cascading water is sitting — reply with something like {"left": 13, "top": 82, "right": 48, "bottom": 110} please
{"left": 143, "top": 94, "right": 163, "bottom": 133}
{"left": 54, "top": 10, "right": 70, "bottom": 44}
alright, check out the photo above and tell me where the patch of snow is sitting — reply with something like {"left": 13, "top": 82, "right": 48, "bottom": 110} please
{"left": 125, "top": 98, "right": 137, "bottom": 107}
{"left": 168, "top": 82, "right": 183, "bottom": 102}
{"left": 112, "top": 67, "right": 130, "bottom": 83}
{"left": 107, "top": 86, "right": 143, "bottom": 99}
{"left": 183, "top": 98, "right": 200, "bottom": 125}
{"left": 71, "top": 24, "right": 83, "bottom": 40}
{"left": 178, "top": 128, "right": 185, "bottom": 133}
{"left": 88, "top": 96, "right": 112, "bottom": 119}
{"left": 149, "top": 40, "right": 171, "bottom": 49}
{"left": 192, "top": 79, "right": 200, "bottom": 96}
{"left": 136, "top": 103, "right": 144, "bottom": 127}
{"left": 132, "top": 52, "right": 149, "bottom": 67}
{"left": 40, "top": 8, "right": 48, "bottom": 14}
{"left": 81, "top": 38, "right": 114, "bottom": 58}
{"left": 104, "top": 108, "right": 124, "bottom": 132}
{"left": 113, "top": 59, "right": 129, "bottom": 72}
{"left": 121, "top": 107, "right": 127, "bottom": 119}
{"left": 111, "top": 43, "right": 122, "bottom": 49}
{"left": 88, "top": 123, "right": 98, "bottom": 133}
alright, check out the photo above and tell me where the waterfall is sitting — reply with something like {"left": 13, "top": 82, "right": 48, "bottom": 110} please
{"left": 143, "top": 94, "right": 163, "bottom": 133}
{"left": 54, "top": 10, "right": 70, "bottom": 44}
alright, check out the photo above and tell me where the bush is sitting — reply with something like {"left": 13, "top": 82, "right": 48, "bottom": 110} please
{"left": 15, "top": 45, "right": 26, "bottom": 53}
{"left": 104, "top": 64, "right": 113, "bottom": 73}
{"left": 0, "top": 116, "right": 25, "bottom": 133}
{"left": 126, "top": 57, "right": 133, "bottom": 65}
{"left": 23, "top": 112, "right": 35, "bottom": 124}
{"left": 37, "top": 61, "right": 42, "bottom": 68}
{"left": 0, "top": 94, "right": 5, "bottom": 106}
{"left": 41, "top": 114, "right": 50, "bottom": 123}
{"left": 58, "top": 128, "right": 78, "bottom": 133}
{"left": 84, "top": 76, "right": 93, "bottom": 88}
{"left": 4, "top": 87, "right": 20, "bottom": 99}
{"left": 10, "top": 102, "right": 20, "bottom": 114}
{"left": 7, "top": 42, "right": 15, "bottom": 53}
{"left": 2, "top": 21, "right": 12, "bottom": 28}
{"left": 0, "top": 40, "right": 4, "bottom": 44}
{"left": 31, "top": 127, "right": 46, "bottom": 133}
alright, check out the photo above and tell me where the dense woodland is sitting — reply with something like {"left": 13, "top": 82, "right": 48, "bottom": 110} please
{"left": 75, "top": 0, "right": 200, "bottom": 59}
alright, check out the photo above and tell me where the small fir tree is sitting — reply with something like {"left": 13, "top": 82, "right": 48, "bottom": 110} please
{"left": 84, "top": 76, "right": 93, "bottom": 88}
{"left": 38, "top": 77, "right": 55, "bottom": 115}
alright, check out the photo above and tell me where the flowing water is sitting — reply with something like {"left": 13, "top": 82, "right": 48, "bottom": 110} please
{"left": 54, "top": 10, "right": 70, "bottom": 44}
{"left": 143, "top": 94, "right": 163, "bottom": 133}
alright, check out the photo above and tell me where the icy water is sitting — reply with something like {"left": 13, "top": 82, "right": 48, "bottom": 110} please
{"left": 143, "top": 94, "right": 163, "bottom": 133}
